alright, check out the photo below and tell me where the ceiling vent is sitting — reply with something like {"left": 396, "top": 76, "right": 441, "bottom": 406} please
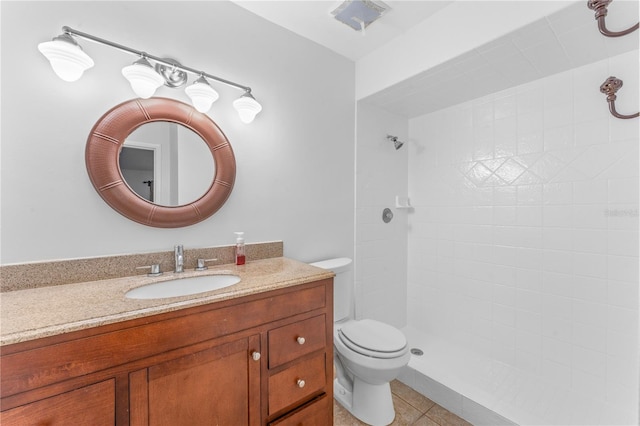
{"left": 331, "top": 0, "right": 390, "bottom": 32}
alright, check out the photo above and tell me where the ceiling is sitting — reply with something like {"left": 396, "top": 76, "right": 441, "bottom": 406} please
{"left": 232, "top": 0, "right": 639, "bottom": 118}
{"left": 363, "top": 0, "right": 639, "bottom": 117}
{"left": 231, "top": 0, "right": 453, "bottom": 61}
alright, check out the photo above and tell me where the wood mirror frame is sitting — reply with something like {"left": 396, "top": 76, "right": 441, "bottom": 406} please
{"left": 85, "top": 98, "right": 235, "bottom": 228}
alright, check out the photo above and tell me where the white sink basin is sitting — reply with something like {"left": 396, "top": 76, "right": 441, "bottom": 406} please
{"left": 125, "top": 274, "right": 241, "bottom": 299}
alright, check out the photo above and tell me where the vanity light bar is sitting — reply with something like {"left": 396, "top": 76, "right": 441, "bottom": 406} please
{"left": 38, "top": 26, "right": 262, "bottom": 123}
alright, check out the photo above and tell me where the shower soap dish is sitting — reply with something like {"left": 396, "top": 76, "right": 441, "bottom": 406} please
{"left": 395, "top": 196, "right": 413, "bottom": 209}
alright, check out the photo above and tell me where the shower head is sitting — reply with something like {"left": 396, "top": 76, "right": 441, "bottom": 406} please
{"left": 387, "top": 135, "right": 404, "bottom": 150}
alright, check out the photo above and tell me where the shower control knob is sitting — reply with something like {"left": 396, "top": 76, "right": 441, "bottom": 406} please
{"left": 251, "top": 351, "right": 261, "bottom": 361}
{"left": 296, "top": 336, "right": 306, "bottom": 345}
{"left": 297, "top": 379, "right": 306, "bottom": 388}
{"left": 382, "top": 208, "right": 393, "bottom": 223}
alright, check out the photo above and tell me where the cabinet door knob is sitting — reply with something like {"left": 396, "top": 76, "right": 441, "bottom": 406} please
{"left": 297, "top": 379, "right": 306, "bottom": 388}
{"left": 251, "top": 351, "right": 261, "bottom": 361}
{"left": 296, "top": 336, "right": 306, "bottom": 345}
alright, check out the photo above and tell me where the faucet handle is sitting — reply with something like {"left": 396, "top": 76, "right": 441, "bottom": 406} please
{"left": 195, "top": 258, "right": 218, "bottom": 271}
{"left": 136, "top": 263, "right": 162, "bottom": 277}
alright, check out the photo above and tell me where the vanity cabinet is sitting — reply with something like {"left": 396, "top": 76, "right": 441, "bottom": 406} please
{"left": 0, "top": 379, "right": 116, "bottom": 425}
{"left": 129, "top": 335, "right": 261, "bottom": 426}
{"left": 0, "top": 278, "right": 333, "bottom": 425}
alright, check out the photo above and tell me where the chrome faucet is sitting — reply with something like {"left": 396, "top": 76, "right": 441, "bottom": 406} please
{"left": 174, "top": 245, "right": 184, "bottom": 273}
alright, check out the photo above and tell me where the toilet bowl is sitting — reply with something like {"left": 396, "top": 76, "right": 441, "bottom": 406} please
{"left": 309, "top": 258, "right": 410, "bottom": 426}
{"left": 334, "top": 319, "right": 411, "bottom": 425}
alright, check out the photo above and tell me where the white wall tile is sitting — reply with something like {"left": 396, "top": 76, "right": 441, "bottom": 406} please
{"left": 490, "top": 246, "right": 516, "bottom": 267}
{"left": 406, "top": 51, "right": 638, "bottom": 425}
{"left": 357, "top": 102, "right": 408, "bottom": 325}
{"left": 517, "top": 184, "right": 543, "bottom": 205}
{"left": 571, "top": 229, "right": 607, "bottom": 254}
{"left": 543, "top": 227, "right": 573, "bottom": 251}
{"left": 543, "top": 205, "right": 573, "bottom": 227}
{"left": 544, "top": 124, "right": 574, "bottom": 152}
{"left": 607, "top": 230, "right": 639, "bottom": 257}
{"left": 607, "top": 255, "right": 639, "bottom": 283}
{"left": 572, "top": 252, "right": 607, "bottom": 279}
{"left": 571, "top": 204, "right": 608, "bottom": 229}
{"left": 608, "top": 177, "right": 640, "bottom": 204}
{"left": 607, "top": 305, "right": 637, "bottom": 333}
{"left": 493, "top": 186, "right": 518, "bottom": 205}
{"left": 608, "top": 279, "right": 639, "bottom": 310}
{"left": 543, "top": 182, "right": 573, "bottom": 205}
{"left": 606, "top": 204, "right": 639, "bottom": 230}
{"left": 544, "top": 102, "right": 574, "bottom": 130}
{"left": 542, "top": 271, "right": 574, "bottom": 296}
{"left": 516, "top": 289, "right": 542, "bottom": 313}
{"left": 516, "top": 247, "right": 544, "bottom": 270}
{"left": 543, "top": 337, "right": 572, "bottom": 365}
{"left": 606, "top": 344, "right": 639, "bottom": 391}
{"left": 572, "top": 276, "right": 607, "bottom": 303}
{"left": 516, "top": 268, "right": 543, "bottom": 292}
{"left": 541, "top": 358, "right": 571, "bottom": 388}
{"left": 543, "top": 250, "right": 573, "bottom": 274}
{"left": 573, "top": 179, "right": 607, "bottom": 204}
{"left": 571, "top": 344, "right": 606, "bottom": 375}
{"left": 573, "top": 118, "right": 609, "bottom": 147}
{"left": 572, "top": 299, "right": 607, "bottom": 328}
{"left": 516, "top": 205, "right": 543, "bottom": 226}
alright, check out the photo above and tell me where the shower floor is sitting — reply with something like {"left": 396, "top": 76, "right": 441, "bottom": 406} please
{"left": 400, "top": 327, "right": 628, "bottom": 426}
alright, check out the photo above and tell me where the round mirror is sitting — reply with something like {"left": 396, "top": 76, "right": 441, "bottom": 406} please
{"left": 86, "top": 98, "right": 235, "bottom": 228}
{"left": 120, "top": 122, "right": 215, "bottom": 206}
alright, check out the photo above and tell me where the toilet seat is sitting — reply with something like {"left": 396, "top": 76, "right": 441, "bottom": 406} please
{"left": 337, "top": 319, "right": 408, "bottom": 359}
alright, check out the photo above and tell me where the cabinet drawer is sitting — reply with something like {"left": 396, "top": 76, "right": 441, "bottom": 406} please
{"left": 269, "top": 315, "right": 326, "bottom": 368}
{"left": 268, "top": 353, "right": 326, "bottom": 415}
{"left": 269, "top": 394, "right": 331, "bottom": 426}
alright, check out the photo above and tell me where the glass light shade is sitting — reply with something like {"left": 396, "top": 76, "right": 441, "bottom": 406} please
{"left": 233, "top": 92, "right": 262, "bottom": 124}
{"left": 185, "top": 76, "right": 219, "bottom": 113}
{"left": 38, "top": 35, "right": 94, "bottom": 82}
{"left": 121, "top": 57, "right": 165, "bottom": 99}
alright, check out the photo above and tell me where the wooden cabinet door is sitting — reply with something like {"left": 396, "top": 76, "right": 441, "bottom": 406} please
{"left": 0, "top": 379, "right": 115, "bottom": 426}
{"left": 130, "top": 336, "right": 261, "bottom": 426}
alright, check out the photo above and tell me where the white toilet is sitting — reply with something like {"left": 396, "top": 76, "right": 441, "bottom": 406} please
{"left": 309, "top": 258, "right": 410, "bottom": 426}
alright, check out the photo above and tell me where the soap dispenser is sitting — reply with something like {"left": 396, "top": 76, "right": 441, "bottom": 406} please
{"left": 234, "top": 232, "right": 246, "bottom": 265}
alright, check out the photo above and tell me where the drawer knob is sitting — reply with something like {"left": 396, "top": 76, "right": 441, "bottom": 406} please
{"left": 297, "top": 379, "right": 306, "bottom": 388}
{"left": 251, "top": 351, "right": 261, "bottom": 361}
{"left": 296, "top": 336, "right": 306, "bottom": 345}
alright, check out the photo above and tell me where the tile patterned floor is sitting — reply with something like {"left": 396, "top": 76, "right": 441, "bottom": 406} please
{"left": 334, "top": 380, "right": 473, "bottom": 426}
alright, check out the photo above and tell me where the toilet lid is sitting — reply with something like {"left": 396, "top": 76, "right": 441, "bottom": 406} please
{"left": 338, "top": 319, "right": 407, "bottom": 356}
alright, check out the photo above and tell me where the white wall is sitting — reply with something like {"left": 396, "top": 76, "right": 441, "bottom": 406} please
{"left": 355, "top": 102, "right": 408, "bottom": 327}
{"left": 407, "top": 50, "right": 639, "bottom": 425}
{"left": 0, "top": 1, "right": 355, "bottom": 265}
{"left": 177, "top": 125, "right": 213, "bottom": 206}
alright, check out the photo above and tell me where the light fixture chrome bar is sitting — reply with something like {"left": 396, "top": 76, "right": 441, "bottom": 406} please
{"left": 61, "top": 26, "right": 252, "bottom": 93}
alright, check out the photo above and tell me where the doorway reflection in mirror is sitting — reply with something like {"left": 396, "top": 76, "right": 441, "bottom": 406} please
{"left": 119, "top": 122, "right": 215, "bottom": 206}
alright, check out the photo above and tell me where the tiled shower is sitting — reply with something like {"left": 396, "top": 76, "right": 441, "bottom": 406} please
{"left": 406, "top": 50, "right": 638, "bottom": 425}
{"left": 355, "top": 5, "right": 639, "bottom": 425}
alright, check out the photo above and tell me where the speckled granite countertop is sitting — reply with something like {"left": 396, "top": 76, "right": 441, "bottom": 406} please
{"left": 0, "top": 257, "right": 333, "bottom": 346}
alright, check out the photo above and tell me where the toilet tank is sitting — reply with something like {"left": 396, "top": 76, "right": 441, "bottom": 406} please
{"left": 309, "top": 258, "right": 352, "bottom": 322}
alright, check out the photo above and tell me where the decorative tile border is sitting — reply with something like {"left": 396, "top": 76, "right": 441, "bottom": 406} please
{"left": 0, "top": 241, "right": 283, "bottom": 292}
